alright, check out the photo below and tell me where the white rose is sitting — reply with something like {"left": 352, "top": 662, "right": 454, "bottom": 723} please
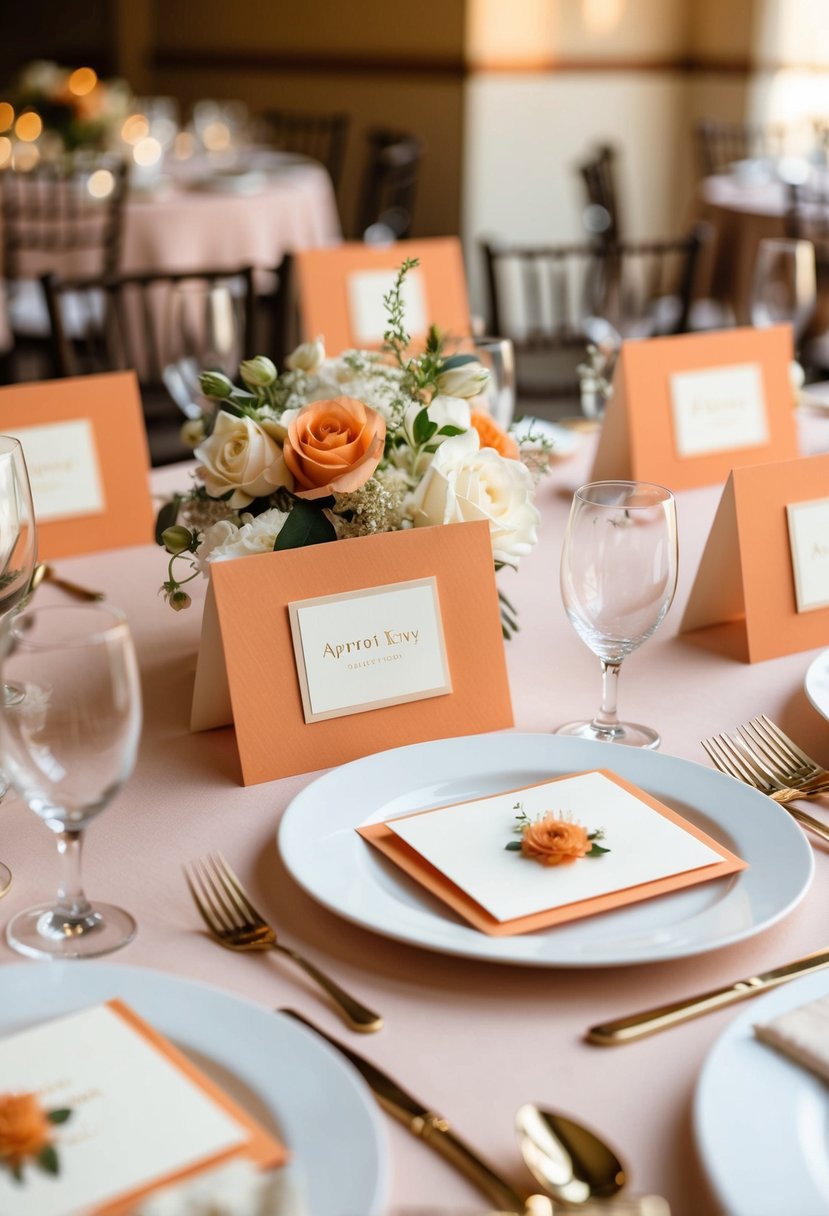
{"left": 285, "top": 335, "right": 325, "bottom": 373}
{"left": 411, "top": 429, "right": 540, "bottom": 566}
{"left": 403, "top": 394, "right": 471, "bottom": 449}
{"left": 195, "top": 410, "right": 293, "bottom": 508}
{"left": 435, "top": 362, "right": 490, "bottom": 398}
{"left": 196, "top": 508, "right": 290, "bottom": 568}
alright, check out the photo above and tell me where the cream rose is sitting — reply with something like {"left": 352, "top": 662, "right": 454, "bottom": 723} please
{"left": 410, "top": 429, "right": 540, "bottom": 566}
{"left": 195, "top": 410, "right": 293, "bottom": 508}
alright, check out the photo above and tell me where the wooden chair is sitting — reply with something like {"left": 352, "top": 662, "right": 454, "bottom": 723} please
{"left": 481, "top": 229, "right": 706, "bottom": 403}
{"left": 695, "top": 118, "right": 788, "bottom": 177}
{"left": 261, "top": 108, "right": 350, "bottom": 193}
{"left": 0, "top": 155, "right": 129, "bottom": 380}
{"left": 41, "top": 265, "right": 260, "bottom": 465}
{"left": 578, "top": 144, "right": 622, "bottom": 243}
{"left": 354, "top": 128, "right": 424, "bottom": 241}
{"left": 292, "top": 237, "right": 471, "bottom": 354}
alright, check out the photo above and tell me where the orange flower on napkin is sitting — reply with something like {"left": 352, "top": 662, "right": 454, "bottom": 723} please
{"left": 469, "top": 409, "right": 520, "bottom": 461}
{"left": 283, "top": 397, "right": 386, "bottom": 500}
{"left": 520, "top": 815, "right": 591, "bottom": 866}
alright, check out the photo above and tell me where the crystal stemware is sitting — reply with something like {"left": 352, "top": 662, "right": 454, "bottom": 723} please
{"left": 473, "top": 336, "right": 516, "bottom": 430}
{"left": 162, "top": 279, "right": 245, "bottom": 418}
{"left": 1, "top": 603, "right": 142, "bottom": 958}
{"left": 0, "top": 434, "right": 38, "bottom": 894}
{"left": 750, "top": 237, "right": 817, "bottom": 345}
{"left": 557, "top": 480, "right": 678, "bottom": 749}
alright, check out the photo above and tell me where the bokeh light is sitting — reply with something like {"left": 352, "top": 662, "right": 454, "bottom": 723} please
{"left": 15, "top": 111, "right": 42, "bottom": 142}
{"left": 0, "top": 103, "right": 14, "bottom": 133}
{"left": 202, "top": 121, "right": 231, "bottom": 151}
{"left": 87, "top": 168, "right": 114, "bottom": 198}
{"left": 173, "top": 130, "right": 196, "bottom": 159}
{"left": 121, "top": 114, "right": 150, "bottom": 145}
{"left": 133, "top": 136, "right": 162, "bottom": 166}
{"left": 0, "top": 137, "right": 12, "bottom": 168}
{"left": 13, "top": 142, "right": 40, "bottom": 171}
{"left": 68, "top": 67, "right": 98, "bottom": 97}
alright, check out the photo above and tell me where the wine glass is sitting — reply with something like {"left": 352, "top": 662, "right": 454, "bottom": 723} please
{"left": 1, "top": 603, "right": 142, "bottom": 958}
{"left": 750, "top": 237, "right": 817, "bottom": 344}
{"left": 162, "top": 280, "right": 245, "bottom": 418}
{"left": 473, "top": 337, "right": 516, "bottom": 429}
{"left": 0, "top": 434, "right": 38, "bottom": 895}
{"left": 557, "top": 481, "right": 678, "bottom": 750}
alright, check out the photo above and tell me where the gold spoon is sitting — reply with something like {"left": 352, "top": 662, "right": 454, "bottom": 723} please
{"left": 30, "top": 563, "right": 105, "bottom": 602}
{"left": 516, "top": 1103, "right": 627, "bottom": 1206}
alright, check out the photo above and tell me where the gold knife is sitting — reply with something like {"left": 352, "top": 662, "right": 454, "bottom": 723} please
{"left": 280, "top": 1008, "right": 548, "bottom": 1215}
{"left": 587, "top": 944, "right": 829, "bottom": 1045}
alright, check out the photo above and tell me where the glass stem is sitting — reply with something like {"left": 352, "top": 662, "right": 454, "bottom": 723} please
{"left": 593, "top": 660, "right": 622, "bottom": 731}
{"left": 54, "top": 829, "right": 92, "bottom": 921}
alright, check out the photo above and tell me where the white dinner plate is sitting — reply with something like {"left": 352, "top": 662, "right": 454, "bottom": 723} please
{"left": 278, "top": 732, "right": 813, "bottom": 968}
{"left": 805, "top": 647, "right": 829, "bottom": 723}
{"left": 511, "top": 415, "right": 586, "bottom": 460}
{"left": 694, "top": 968, "right": 829, "bottom": 1216}
{"left": 0, "top": 963, "right": 389, "bottom": 1216}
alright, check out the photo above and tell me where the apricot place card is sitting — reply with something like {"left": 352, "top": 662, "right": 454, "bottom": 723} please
{"left": 358, "top": 769, "right": 745, "bottom": 936}
{"left": 0, "top": 372, "right": 155, "bottom": 560}
{"left": 591, "top": 326, "right": 798, "bottom": 490}
{"left": 191, "top": 520, "right": 512, "bottom": 784}
{"left": 289, "top": 577, "right": 451, "bottom": 723}
{"left": 681, "top": 453, "right": 829, "bottom": 662}
{"left": 0, "top": 1000, "right": 285, "bottom": 1216}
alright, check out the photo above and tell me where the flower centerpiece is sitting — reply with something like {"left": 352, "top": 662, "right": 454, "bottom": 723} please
{"left": 4, "top": 61, "right": 131, "bottom": 157}
{"left": 158, "top": 259, "right": 544, "bottom": 634}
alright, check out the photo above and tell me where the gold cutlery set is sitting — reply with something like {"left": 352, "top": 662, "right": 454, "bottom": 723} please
{"left": 181, "top": 715, "right": 826, "bottom": 1213}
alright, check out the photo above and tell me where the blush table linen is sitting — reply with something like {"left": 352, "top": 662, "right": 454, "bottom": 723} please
{"left": 2, "top": 412, "right": 829, "bottom": 1216}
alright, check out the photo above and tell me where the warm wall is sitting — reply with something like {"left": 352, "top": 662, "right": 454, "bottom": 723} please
{"left": 140, "top": 0, "right": 467, "bottom": 240}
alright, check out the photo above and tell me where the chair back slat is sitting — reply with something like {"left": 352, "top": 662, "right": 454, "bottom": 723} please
{"left": 355, "top": 128, "right": 424, "bottom": 240}
{"left": 263, "top": 109, "right": 349, "bottom": 192}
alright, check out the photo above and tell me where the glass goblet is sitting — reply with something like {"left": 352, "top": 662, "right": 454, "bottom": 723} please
{"left": 0, "top": 433, "right": 38, "bottom": 890}
{"left": 162, "top": 280, "right": 245, "bottom": 419}
{"left": 557, "top": 480, "right": 678, "bottom": 750}
{"left": 473, "top": 336, "right": 517, "bottom": 430}
{"left": 750, "top": 237, "right": 816, "bottom": 344}
{"left": 1, "top": 603, "right": 142, "bottom": 959}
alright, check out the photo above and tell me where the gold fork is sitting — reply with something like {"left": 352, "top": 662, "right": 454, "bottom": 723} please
{"left": 184, "top": 853, "right": 383, "bottom": 1033}
{"left": 701, "top": 732, "right": 829, "bottom": 844}
{"left": 735, "top": 715, "right": 829, "bottom": 794}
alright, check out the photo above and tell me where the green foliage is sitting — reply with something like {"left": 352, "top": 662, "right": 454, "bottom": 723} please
{"left": 274, "top": 502, "right": 337, "bottom": 550}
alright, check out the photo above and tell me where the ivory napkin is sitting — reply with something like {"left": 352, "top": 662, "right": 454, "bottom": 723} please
{"left": 754, "top": 993, "right": 829, "bottom": 1081}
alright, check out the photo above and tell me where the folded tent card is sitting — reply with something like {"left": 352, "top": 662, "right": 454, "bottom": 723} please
{"left": 0, "top": 1000, "right": 285, "bottom": 1216}
{"left": 358, "top": 769, "right": 746, "bottom": 937}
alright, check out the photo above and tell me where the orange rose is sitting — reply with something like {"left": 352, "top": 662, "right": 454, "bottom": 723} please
{"left": 521, "top": 815, "right": 590, "bottom": 866}
{"left": 470, "top": 410, "right": 520, "bottom": 461}
{"left": 0, "top": 1093, "right": 52, "bottom": 1165}
{"left": 282, "top": 397, "right": 386, "bottom": 500}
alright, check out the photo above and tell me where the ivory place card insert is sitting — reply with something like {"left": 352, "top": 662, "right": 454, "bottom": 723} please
{"left": 786, "top": 497, "right": 829, "bottom": 613}
{"left": 359, "top": 769, "right": 746, "bottom": 935}
{"left": 670, "top": 362, "right": 769, "bottom": 458}
{"left": 5, "top": 419, "right": 105, "bottom": 521}
{"left": 289, "top": 576, "right": 451, "bottom": 723}
{"left": 347, "top": 267, "right": 427, "bottom": 346}
{"left": 0, "top": 1000, "right": 284, "bottom": 1216}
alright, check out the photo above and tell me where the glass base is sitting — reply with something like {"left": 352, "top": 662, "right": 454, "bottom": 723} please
{"left": 555, "top": 719, "right": 661, "bottom": 750}
{"left": 0, "top": 862, "right": 11, "bottom": 898}
{"left": 6, "top": 901, "right": 137, "bottom": 959}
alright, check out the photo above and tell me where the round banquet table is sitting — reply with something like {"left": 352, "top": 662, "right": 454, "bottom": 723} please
{"left": 698, "top": 172, "right": 795, "bottom": 327}
{"left": 120, "top": 153, "right": 342, "bottom": 275}
{"left": 2, "top": 409, "right": 829, "bottom": 1216}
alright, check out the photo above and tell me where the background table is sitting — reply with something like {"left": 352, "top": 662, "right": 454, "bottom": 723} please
{"left": 2, "top": 411, "right": 829, "bottom": 1215}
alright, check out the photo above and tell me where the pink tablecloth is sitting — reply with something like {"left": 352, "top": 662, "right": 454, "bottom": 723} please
{"left": 2, "top": 412, "right": 829, "bottom": 1214}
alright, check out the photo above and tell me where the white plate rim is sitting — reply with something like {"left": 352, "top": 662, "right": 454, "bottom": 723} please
{"left": 694, "top": 967, "right": 829, "bottom": 1216}
{"left": 805, "top": 647, "right": 829, "bottom": 722}
{"left": 0, "top": 961, "right": 390, "bottom": 1216}
{"left": 278, "top": 731, "right": 813, "bottom": 968}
